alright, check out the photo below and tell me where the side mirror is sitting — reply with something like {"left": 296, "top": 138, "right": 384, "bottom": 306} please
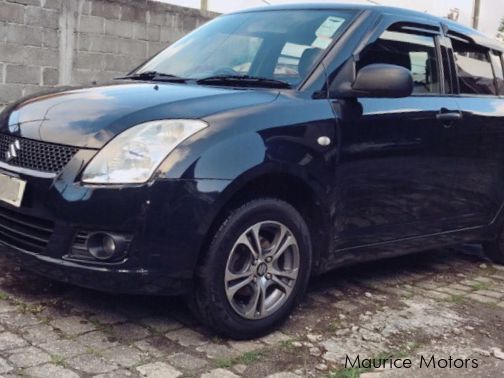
{"left": 333, "top": 64, "right": 413, "bottom": 99}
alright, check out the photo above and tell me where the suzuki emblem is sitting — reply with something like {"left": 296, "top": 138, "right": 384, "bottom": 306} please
{"left": 5, "top": 139, "right": 21, "bottom": 162}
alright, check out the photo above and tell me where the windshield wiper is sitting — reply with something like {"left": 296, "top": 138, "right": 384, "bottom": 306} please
{"left": 197, "top": 75, "right": 292, "bottom": 89}
{"left": 115, "top": 71, "right": 187, "bottom": 83}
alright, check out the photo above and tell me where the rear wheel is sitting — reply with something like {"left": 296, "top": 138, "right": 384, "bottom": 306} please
{"left": 188, "top": 198, "right": 312, "bottom": 339}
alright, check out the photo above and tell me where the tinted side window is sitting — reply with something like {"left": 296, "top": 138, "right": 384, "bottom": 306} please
{"left": 358, "top": 30, "right": 440, "bottom": 94}
{"left": 451, "top": 40, "right": 497, "bottom": 95}
{"left": 490, "top": 52, "right": 504, "bottom": 95}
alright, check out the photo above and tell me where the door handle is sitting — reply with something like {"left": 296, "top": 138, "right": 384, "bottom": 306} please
{"left": 436, "top": 111, "right": 463, "bottom": 124}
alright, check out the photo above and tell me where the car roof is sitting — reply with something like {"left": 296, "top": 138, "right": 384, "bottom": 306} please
{"left": 231, "top": 3, "right": 503, "bottom": 52}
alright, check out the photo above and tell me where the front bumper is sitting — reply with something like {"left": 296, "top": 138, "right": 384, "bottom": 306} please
{"left": 0, "top": 159, "right": 231, "bottom": 295}
{"left": 1, "top": 245, "right": 191, "bottom": 295}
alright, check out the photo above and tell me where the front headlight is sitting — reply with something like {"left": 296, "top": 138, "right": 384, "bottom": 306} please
{"left": 82, "top": 119, "right": 208, "bottom": 184}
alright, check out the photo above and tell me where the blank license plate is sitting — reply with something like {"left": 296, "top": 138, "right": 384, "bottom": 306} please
{"left": 0, "top": 173, "right": 26, "bottom": 208}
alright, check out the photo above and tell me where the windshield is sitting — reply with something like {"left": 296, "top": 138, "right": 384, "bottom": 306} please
{"left": 134, "top": 10, "right": 355, "bottom": 87}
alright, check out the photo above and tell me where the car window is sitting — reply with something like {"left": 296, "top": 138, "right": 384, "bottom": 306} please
{"left": 451, "top": 40, "right": 497, "bottom": 96}
{"left": 272, "top": 18, "right": 342, "bottom": 83}
{"left": 219, "top": 35, "right": 263, "bottom": 75}
{"left": 357, "top": 30, "right": 441, "bottom": 94}
{"left": 135, "top": 11, "right": 354, "bottom": 87}
{"left": 274, "top": 43, "right": 313, "bottom": 80}
{"left": 490, "top": 52, "right": 504, "bottom": 95}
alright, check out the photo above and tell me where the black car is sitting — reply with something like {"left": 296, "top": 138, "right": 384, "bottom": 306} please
{"left": 1, "top": 3, "right": 504, "bottom": 339}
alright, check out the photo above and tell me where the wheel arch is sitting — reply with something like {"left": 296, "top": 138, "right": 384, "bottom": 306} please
{"left": 195, "top": 167, "right": 331, "bottom": 276}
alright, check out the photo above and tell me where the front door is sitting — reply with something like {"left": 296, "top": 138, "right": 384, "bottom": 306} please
{"left": 333, "top": 23, "right": 465, "bottom": 250}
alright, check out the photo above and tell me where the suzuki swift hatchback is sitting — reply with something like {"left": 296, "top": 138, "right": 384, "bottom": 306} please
{"left": 1, "top": 4, "right": 504, "bottom": 339}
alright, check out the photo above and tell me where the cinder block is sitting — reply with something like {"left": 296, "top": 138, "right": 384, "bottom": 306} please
{"left": 0, "top": 2, "right": 24, "bottom": 24}
{"left": 0, "top": 22, "right": 5, "bottom": 43}
{"left": 148, "top": 25, "right": 160, "bottom": 42}
{"left": 6, "top": 64, "right": 40, "bottom": 85}
{"left": 146, "top": 9, "right": 165, "bottom": 26}
{"left": 78, "top": 15, "right": 105, "bottom": 34}
{"left": 25, "top": 7, "right": 59, "bottom": 29}
{"left": 120, "top": 5, "right": 146, "bottom": 23}
{"left": 91, "top": 0, "right": 120, "bottom": 20}
{"left": 43, "top": 0, "right": 62, "bottom": 10}
{"left": 182, "top": 16, "right": 198, "bottom": 31}
{"left": 74, "top": 51, "right": 104, "bottom": 70}
{"left": 147, "top": 41, "right": 167, "bottom": 57}
{"left": 103, "top": 54, "right": 136, "bottom": 73}
{"left": 132, "top": 23, "right": 147, "bottom": 41}
{"left": 132, "top": 23, "right": 160, "bottom": 42}
{"left": 42, "top": 28, "right": 58, "bottom": 48}
{"left": 105, "top": 19, "right": 134, "bottom": 39}
{"left": 7, "top": 24, "right": 43, "bottom": 47}
{"left": 0, "top": 43, "right": 25, "bottom": 64}
{"left": 78, "top": 33, "right": 119, "bottom": 54}
{"left": 71, "top": 68, "right": 114, "bottom": 86}
{"left": 117, "top": 38, "right": 147, "bottom": 57}
{"left": 0, "top": 84, "right": 23, "bottom": 103}
{"left": 160, "top": 26, "right": 184, "bottom": 44}
{"left": 24, "top": 47, "right": 59, "bottom": 67}
{"left": 42, "top": 67, "right": 58, "bottom": 85}
{"left": 22, "top": 84, "right": 52, "bottom": 97}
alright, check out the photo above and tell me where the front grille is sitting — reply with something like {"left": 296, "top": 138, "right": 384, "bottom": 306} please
{"left": 0, "top": 134, "right": 79, "bottom": 173}
{"left": 0, "top": 206, "right": 54, "bottom": 254}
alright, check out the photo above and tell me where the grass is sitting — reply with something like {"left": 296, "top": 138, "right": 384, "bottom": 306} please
{"left": 50, "top": 355, "right": 65, "bottom": 366}
{"left": 470, "top": 281, "right": 491, "bottom": 291}
{"left": 328, "top": 321, "right": 343, "bottom": 332}
{"left": 215, "top": 350, "right": 264, "bottom": 368}
{"left": 279, "top": 339, "right": 296, "bottom": 350}
{"left": 215, "top": 358, "right": 234, "bottom": 369}
{"left": 0, "top": 291, "right": 9, "bottom": 301}
{"left": 447, "top": 294, "right": 465, "bottom": 304}
{"left": 18, "top": 303, "right": 45, "bottom": 315}
{"left": 85, "top": 346, "right": 104, "bottom": 358}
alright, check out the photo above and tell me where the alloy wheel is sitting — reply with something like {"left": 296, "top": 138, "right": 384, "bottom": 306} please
{"left": 224, "top": 221, "right": 300, "bottom": 320}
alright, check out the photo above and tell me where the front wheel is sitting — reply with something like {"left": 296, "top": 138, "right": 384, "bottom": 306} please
{"left": 188, "top": 199, "right": 312, "bottom": 339}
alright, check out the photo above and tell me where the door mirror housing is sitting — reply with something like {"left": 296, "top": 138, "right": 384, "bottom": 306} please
{"left": 330, "top": 63, "right": 413, "bottom": 99}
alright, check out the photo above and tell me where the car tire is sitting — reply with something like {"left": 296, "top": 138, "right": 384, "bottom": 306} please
{"left": 188, "top": 198, "right": 312, "bottom": 339}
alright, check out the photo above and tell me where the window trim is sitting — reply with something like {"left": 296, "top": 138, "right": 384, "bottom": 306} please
{"left": 490, "top": 51, "right": 504, "bottom": 96}
{"left": 446, "top": 36, "right": 502, "bottom": 98}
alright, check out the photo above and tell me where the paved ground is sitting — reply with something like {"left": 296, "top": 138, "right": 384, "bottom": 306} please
{"left": 0, "top": 245, "right": 503, "bottom": 378}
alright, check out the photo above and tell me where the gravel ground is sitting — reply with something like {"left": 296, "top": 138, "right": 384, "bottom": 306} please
{"left": 0, "top": 245, "right": 503, "bottom": 377}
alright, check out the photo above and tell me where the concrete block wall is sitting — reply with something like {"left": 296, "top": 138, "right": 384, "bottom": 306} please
{"left": 0, "top": 0, "right": 217, "bottom": 110}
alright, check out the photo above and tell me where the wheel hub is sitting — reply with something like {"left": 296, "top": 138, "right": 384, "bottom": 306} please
{"left": 256, "top": 262, "right": 268, "bottom": 276}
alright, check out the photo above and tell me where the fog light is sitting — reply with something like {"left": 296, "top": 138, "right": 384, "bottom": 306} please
{"left": 102, "top": 234, "right": 116, "bottom": 255}
{"left": 87, "top": 233, "right": 125, "bottom": 261}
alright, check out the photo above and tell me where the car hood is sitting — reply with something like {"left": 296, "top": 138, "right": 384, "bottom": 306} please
{"left": 0, "top": 82, "right": 279, "bottom": 149}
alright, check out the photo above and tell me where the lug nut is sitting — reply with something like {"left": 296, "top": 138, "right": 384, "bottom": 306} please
{"left": 266, "top": 273, "right": 272, "bottom": 280}
{"left": 253, "top": 276, "right": 257, "bottom": 283}
{"left": 265, "top": 256, "right": 272, "bottom": 263}
{"left": 252, "top": 259, "right": 258, "bottom": 266}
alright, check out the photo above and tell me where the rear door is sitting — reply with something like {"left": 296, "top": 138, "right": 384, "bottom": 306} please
{"left": 444, "top": 31, "right": 504, "bottom": 226}
{"left": 334, "top": 19, "right": 465, "bottom": 249}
